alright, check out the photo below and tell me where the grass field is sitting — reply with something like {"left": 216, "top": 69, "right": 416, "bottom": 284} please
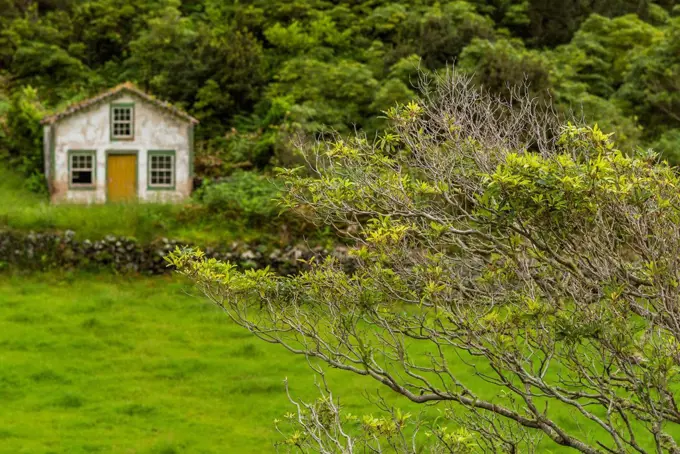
{"left": 0, "top": 273, "right": 391, "bottom": 454}
{"left": 2, "top": 273, "right": 678, "bottom": 453}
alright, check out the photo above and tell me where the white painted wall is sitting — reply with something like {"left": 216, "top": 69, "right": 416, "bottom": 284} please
{"left": 50, "top": 93, "right": 193, "bottom": 204}
{"left": 43, "top": 124, "right": 51, "bottom": 183}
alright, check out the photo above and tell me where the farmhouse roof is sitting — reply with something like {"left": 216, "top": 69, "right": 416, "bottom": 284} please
{"left": 40, "top": 82, "right": 199, "bottom": 125}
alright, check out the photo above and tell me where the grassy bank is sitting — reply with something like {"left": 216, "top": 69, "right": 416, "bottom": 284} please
{"left": 0, "top": 273, "right": 394, "bottom": 453}
{"left": 0, "top": 166, "right": 291, "bottom": 246}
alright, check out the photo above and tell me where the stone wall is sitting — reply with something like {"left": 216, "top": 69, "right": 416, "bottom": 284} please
{"left": 0, "top": 230, "right": 352, "bottom": 275}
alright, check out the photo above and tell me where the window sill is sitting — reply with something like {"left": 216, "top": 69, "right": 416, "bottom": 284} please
{"left": 69, "top": 186, "right": 97, "bottom": 191}
{"left": 147, "top": 186, "right": 176, "bottom": 191}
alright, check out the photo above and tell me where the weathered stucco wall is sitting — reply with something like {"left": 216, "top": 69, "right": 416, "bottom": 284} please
{"left": 50, "top": 93, "right": 192, "bottom": 204}
{"left": 43, "top": 125, "right": 51, "bottom": 183}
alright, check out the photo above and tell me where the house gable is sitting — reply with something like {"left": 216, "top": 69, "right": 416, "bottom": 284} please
{"left": 41, "top": 82, "right": 198, "bottom": 126}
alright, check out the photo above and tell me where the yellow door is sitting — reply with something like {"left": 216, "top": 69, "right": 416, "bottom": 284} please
{"left": 107, "top": 154, "right": 137, "bottom": 202}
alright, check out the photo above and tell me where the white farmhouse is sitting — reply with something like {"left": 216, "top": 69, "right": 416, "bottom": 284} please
{"left": 41, "top": 82, "right": 199, "bottom": 204}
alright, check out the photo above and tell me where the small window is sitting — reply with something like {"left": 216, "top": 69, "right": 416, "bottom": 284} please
{"left": 148, "top": 152, "right": 175, "bottom": 189}
{"left": 69, "top": 151, "right": 96, "bottom": 188}
{"left": 111, "top": 104, "right": 134, "bottom": 139}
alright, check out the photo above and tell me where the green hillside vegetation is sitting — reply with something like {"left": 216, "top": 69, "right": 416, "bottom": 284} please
{"left": 1, "top": 1, "right": 680, "bottom": 452}
{"left": 1, "top": 0, "right": 679, "bottom": 193}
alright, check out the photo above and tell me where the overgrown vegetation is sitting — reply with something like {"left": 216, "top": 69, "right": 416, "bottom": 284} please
{"left": 1, "top": 0, "right": 679, "bottom": 191}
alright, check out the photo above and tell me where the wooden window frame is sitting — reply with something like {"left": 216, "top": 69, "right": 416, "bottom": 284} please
{"left": 110, "top": 103, "right": 135, "bottom": 140}
{"left": 147, "top": 150, "right": 176, "bottom": 190}
{"left": 68, "top": 150, "right": 97, "bottom": 190}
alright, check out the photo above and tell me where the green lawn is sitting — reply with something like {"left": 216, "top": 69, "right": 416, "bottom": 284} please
{"left": 1, "top": 273, "right": 677, "bottom": 453}
{"left": 0, "top": 273, "right": 389, "bottom": 454}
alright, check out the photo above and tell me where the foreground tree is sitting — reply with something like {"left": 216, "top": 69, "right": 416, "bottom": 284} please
{"left": 169, "top": 70, "right": 680, "bottom": 453}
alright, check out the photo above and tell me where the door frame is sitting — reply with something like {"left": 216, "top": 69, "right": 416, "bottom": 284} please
{"left": 105, "top": 149, "right": 139, "bottom": 203}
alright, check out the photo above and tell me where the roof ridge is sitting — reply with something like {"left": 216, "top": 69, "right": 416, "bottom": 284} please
{"left": 41, "top": 83, "right": 199, "bottom": 125}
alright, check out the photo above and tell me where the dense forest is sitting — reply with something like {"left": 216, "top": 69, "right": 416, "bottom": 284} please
{"left": 0, "top": 0, "right": 679, "bottom": 190}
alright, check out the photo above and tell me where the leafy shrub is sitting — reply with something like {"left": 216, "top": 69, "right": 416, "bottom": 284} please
{"left": 650, "top": 128, "right": 680, "bottom": 165}
{"left": 0, "top": 86, "right": 46, "bottom": 194}
{"left": 195, "top": 171, "right": 282, "bottom": 225}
